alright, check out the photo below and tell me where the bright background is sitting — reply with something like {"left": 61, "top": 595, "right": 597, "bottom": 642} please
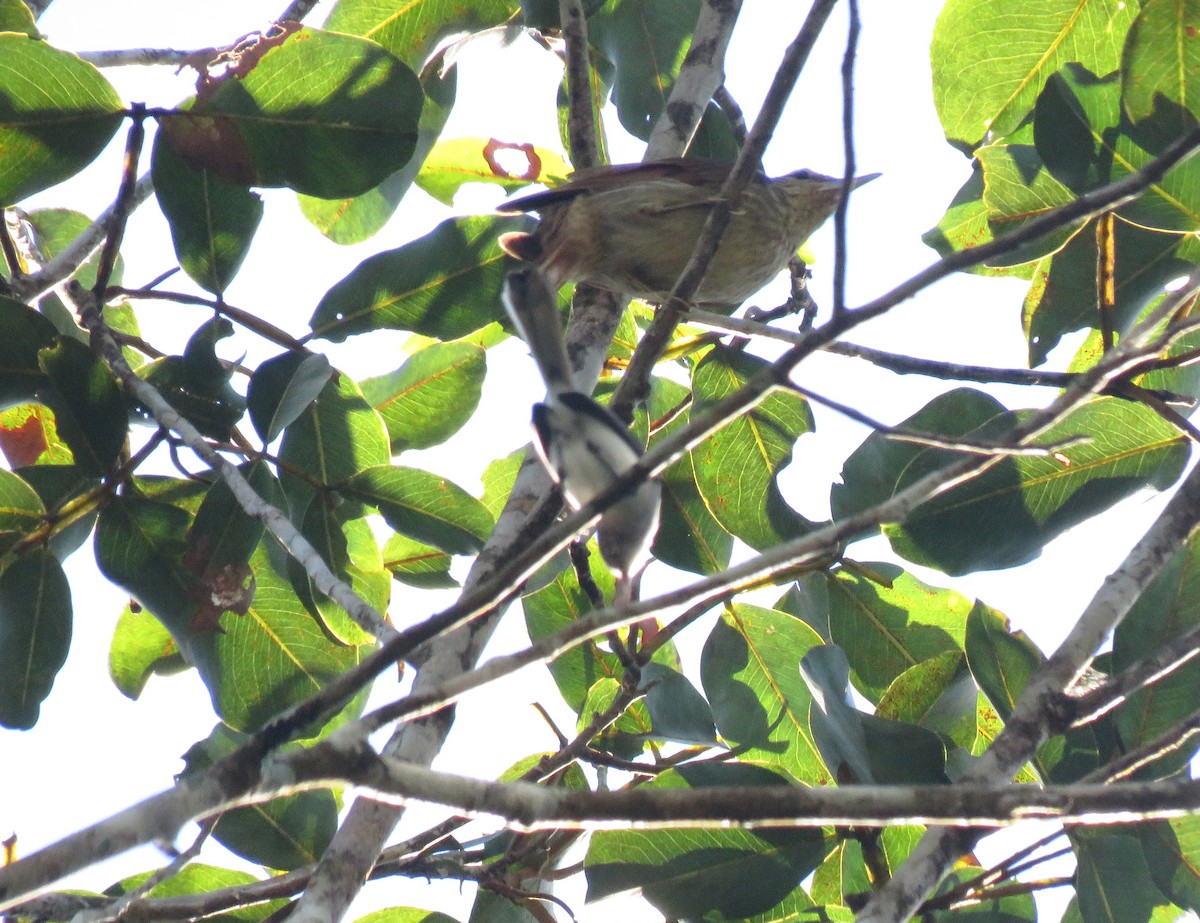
{"left": 3, "top": 2, "right": 1186, "bottom": 921}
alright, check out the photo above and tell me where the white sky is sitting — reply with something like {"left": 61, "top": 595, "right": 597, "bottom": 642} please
{"left": 3, "top": 2, "right": 1185, "bottom": 921}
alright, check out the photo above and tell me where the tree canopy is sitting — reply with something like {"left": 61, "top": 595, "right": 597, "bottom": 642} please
{"left": 1, "top": 1, "right": 1200, "bottom": 922}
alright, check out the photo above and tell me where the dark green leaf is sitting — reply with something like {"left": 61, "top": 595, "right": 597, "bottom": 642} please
{"left": 922, "top": 164, "right": 1036, "bottom": 279}
{"left": 309, "top": 215, "right": 526, "bottom": 342}
{"left": 1074, "top": 831, "right": 1182, "bottom": 923}
{"left": 354, "top": 909, "right": 463, "bottom": 923}
{"left": 39, "top": 336, "right": 127, "bottom": 476}
{"left": 700, "top": 604, "right": 830, "bottom": 785}
{"left": 182, "top": 723, "right": 339, "bottom": 870}
{"left": 691, "top": 347, "right": 815, "bottom": 551}
{"left": 638, "top": 662, "right": 717, "bottom": 745}
{"left": 0, "top": 548, "right": 71, "bottom": 729}
{"left": 1113, "top": 533, "right": 1200, "bottom": 765}
{"left": 151, "top": 128, "right": 263, "bottom": 294}
{"left": 246, "top": 351, "right": 333, "bottom": 445}
{"left": 839, "top": 389, "right": 1187, "bottom": 575}
{"left": 0, "top": 33, "right": 123, "bottom": 204}
{"left": 798, "top": 644, "right": 874, "bottom": 784}
{"left": 139, "top": 318, "right": 247, "bottom": 441}
{"left": 1022, "top": 217, "right": 1190, "bottom": 366}
{"left": 339, "top": 465, "right": 492, "bottom": 554}
{"left": 0, "top": 295, "right": 56, "bottom": 409}
{"left": 929, "top": 0, "right": 1137, "bottom": 145}
{"left": 1035, "top": 64, "right": 1200, "bottom": 233}
{"left": 586, "top": 763, "right": 826, "bottom": 919}
{"left": 588, "top": 0, "right": 701, "bottom": 140}
{"left": 876, "top": 651, "right": 979, "bottom": 753}
{"left": 361, "top": 340, "right": 486, "bottom": 453}
{"left": 159, "top": 27, "right": 422, "bottom": 199}
{"left": 1138, "top": 816, "right": 1200, "bottom": 914}
{"left": 300, "top": 50, "right": 457, "bottom": 245}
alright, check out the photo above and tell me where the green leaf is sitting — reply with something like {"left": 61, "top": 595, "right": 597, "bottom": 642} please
{"left": 17, "top": 464, "right": 98, "bottom": 558}
{"left": 1137, "top": 816, "right": 1200, "bottom": 914}
{"left": 976, "top": 137, "right": 1081, "bottom": 267}
{"left": 38, "top": 336, "right": 127, "bottom": 477}
{"left": 139, "top": 317, "right": 247, "bottom": 441}
{"left": 0, "top": 33, "right": 123, "bottom": 205}
{"left": 182, "top": 723, "right": 339, "bottom": 870}
{"left": 299, "top": 48, "right": 457, "bottom": 245}
{"left": 111, "top": 863, "right": 286, "bottom": 922}
{"left": 480, "top": 448, "right": 524, "bottom": 520}
{"left": 97, "top": 496, "right": 374, "bottom": 731}
{"left": 1022, "top": 217, "right": 1189, "bottom": 366}
{"left": 158, "top": 27, "right": 422, "bottom": 199}
{"left": 0, "top": 548, "right": 71, "bottom": 729}
{"left": 289, "top": 503, "right": 385, "bottom": 646}
{"left": 822, "top": 563, "right": 971, "bottom": 704}
{"left": 108, "top": 603, "right": 188, "bottom": 700}
{"left": 309, "top": 215, "right": 526, "bottom": 342}
{"left": 339, "top": 465, "right": 492, "bottom": 555}
{"left": 1074, "top": 831, "right": 1182, "bottom": 923}
{"left": 277, "top": 371, "right": 390, "bottom": 515}
{"left": 1122, "top": 0, "right": 1200, "bottom": 128}
{"left": 839, "top": 389, "right": 1188, "bottom": 575}
{"left": 588, "top": 0, "right": 701, "bottom": 140}
{"left": 1112, "top": 533, "right": 1200, "bottom": 762}
{"left": 690, "top": 347, "right": 815, "bottom": 551}
{"left": 361, "top": 340, "right": 486, "bottom": 453}
{"left": 876, "top": 651, "right": 980, "bottom": 753}
{"left": 700, "top": 604, "right": 830, "bottom": 785}
{"left": 0, "top": 467, "right": 44, "bottom": 555}
{"left": 1035, "top": 64, "right": 1200, "bottom": 233}
{"left": 0, "top": 0, "right": 37, "bottom": 35}
{"left": 382, "top": 531, "right": 456, "bottom": 589}
{"left": 964, "top": 601, "right": 1042, "bottom": 724}
{"left": 415, "top": 137, "right": 569, "bottom": 205}
{"left": 648, "top": 376, "right": 732, "bottom": 575}
{"left": 151, "top": 128, "right": 263, "bottom": 295}
{"left": 246, "top": 351, "right": 333, "bottom": 445}
{"left": 800, "top": 644, "right": 950, "bottom": 786}
{"left": 522, "top": 557, "right": 620, "bottom": 713}
{"left": 354, "top": 910, "right": 463, "bottom": 923}
{"left": 25, "top": 207, "right": 125, "bottom": 291}
{"left": 586, "top": 763, "right": 826, "bottom": 919}
{"left": 638, "top": 662, "right": 717, "bottom": 745}
{"left": 922, "top": 164, "right": 1036, "bottom": 279}
{"left": 0, "top": 295, "right": 57, "bottom": 409}
{"left": 930, "top": 0, "right": 1137, "bottom": 146}
{"left": 324, "top": 0, "right": 519, "bottom": 62}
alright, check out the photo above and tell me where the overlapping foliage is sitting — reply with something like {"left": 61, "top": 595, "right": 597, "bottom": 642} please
{"left": 1, "top": 0, "right": 1199, "bottom": 921}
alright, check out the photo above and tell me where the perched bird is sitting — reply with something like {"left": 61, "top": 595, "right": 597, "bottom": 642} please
{"left": 498, "top": 158, "right": 879, "bottom": 306}
{"left": 501, "top": 267, "right": 661, "bottom": 602}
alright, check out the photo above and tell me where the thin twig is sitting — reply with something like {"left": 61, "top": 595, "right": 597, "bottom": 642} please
{"left": 557, "top": 0, "right": 599, "bottom": 170}
{"left": 832, "top": 0, "right": 860, "bottom": 318}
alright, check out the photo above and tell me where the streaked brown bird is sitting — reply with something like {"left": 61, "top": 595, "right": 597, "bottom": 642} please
{"left": 498, "top": 158, "right": 879, "bottom": 306}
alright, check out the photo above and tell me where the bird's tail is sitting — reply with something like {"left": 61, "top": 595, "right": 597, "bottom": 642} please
{"left": 501, "top": 267, "right": 575, "bottom": 395}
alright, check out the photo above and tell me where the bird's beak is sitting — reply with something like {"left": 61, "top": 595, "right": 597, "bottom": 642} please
{"left": 852, "top": 172, "right": 881, "bottom": 188}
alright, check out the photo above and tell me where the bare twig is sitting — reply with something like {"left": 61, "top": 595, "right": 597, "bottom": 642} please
{"left": 832, "top": 0, "right": 860, "bottom": 318}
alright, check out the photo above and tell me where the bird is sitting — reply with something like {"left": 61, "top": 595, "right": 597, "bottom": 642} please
{"left": 501, "top": 267, "right": 661, "bottom": 604}
{"left": 498, "top": 158, "right": 879, "bottom": 306}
